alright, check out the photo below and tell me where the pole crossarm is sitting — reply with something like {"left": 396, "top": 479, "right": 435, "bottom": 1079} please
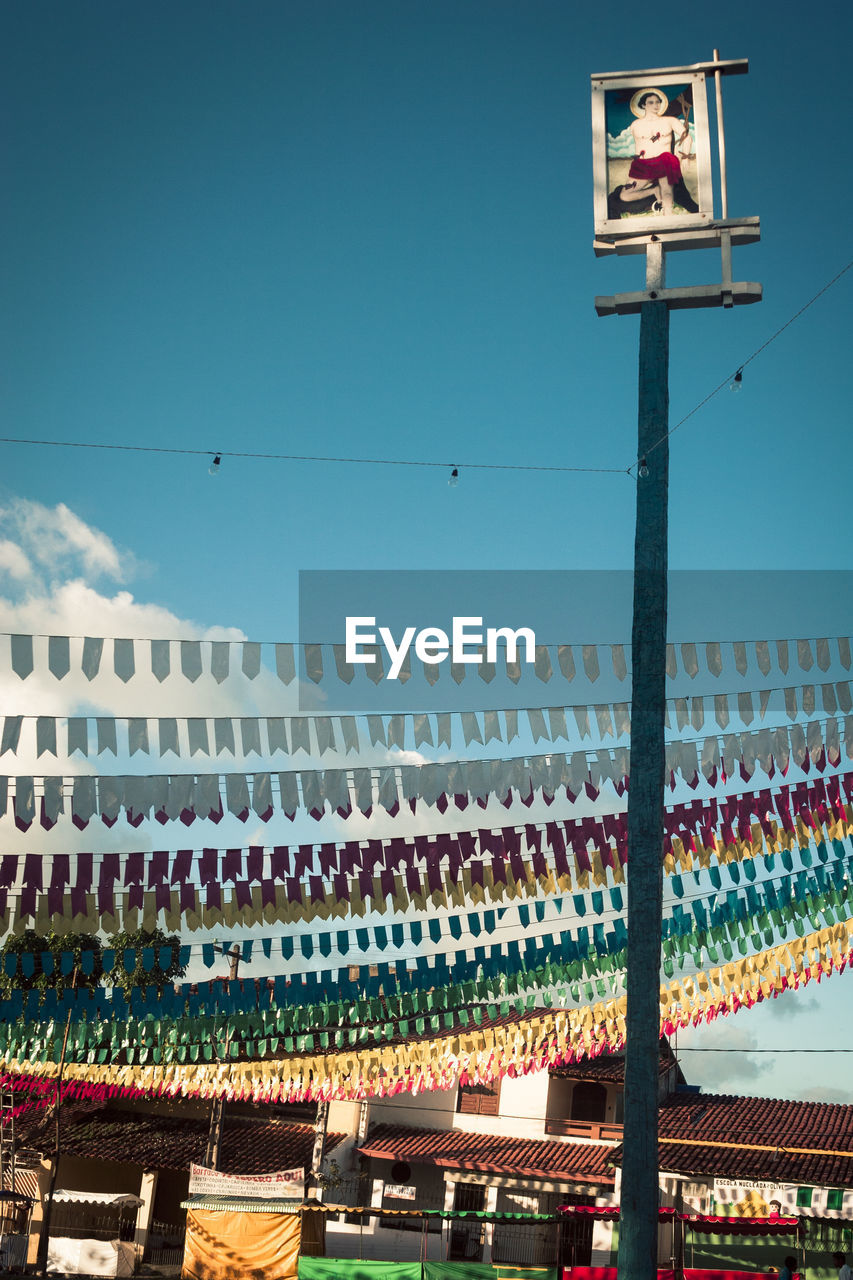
{"left": 591, "top": 58, "right": 748, "bottom": 81}
{"left": 595, "top": 282, "right": 762, "bottom": 316}
{"left": 594, "top": 217, "right": 761, "bottom": 256}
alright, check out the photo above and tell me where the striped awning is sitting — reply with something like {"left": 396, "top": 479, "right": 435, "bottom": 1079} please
{"left": 182, "top": 1196, "right": 302, "bottom": 1214}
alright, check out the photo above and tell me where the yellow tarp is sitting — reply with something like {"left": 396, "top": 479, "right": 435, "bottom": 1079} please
{"left": 181, "top": 1207, "right": 301, "bottom": 1280}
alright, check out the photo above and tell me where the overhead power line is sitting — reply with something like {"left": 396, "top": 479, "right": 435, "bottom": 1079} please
{"left": 0, "top": 436, "right": 626, "bottom": 477}
{"left": 636, "top": 257, "right": 853, "bottom": 470}
{"left": 0, "top": 261, "right": 849, "bottom": 480}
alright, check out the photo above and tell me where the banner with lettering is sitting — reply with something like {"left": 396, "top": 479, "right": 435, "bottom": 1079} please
{"left": 188, "top": 1163, "right": 304, "bottom": 1200}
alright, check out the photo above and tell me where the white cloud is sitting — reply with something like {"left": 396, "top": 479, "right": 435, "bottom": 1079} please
{"left": 0, "top": 498, "right": 131, "bottom": 585}
{"left": 0, "top": 539, "right": 31, "bottom": 581}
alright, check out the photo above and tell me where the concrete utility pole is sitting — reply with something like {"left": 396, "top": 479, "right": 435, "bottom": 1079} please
{"left": 590, "top": 53, "right": 761, "bottom": 1280}
{"left": 620, "top": 248, "right": 669, "bottom": 1280}
{"left": 204, "top": 945, "right": 242, "bottom": 1170}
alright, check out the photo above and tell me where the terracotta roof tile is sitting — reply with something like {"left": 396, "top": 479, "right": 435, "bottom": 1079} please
{"left": 359, "top": 1123, "right": 614, "bottom": 1186}
{"left": 29, "top": 1108, "right": 344, "bottom": 1176}
{"left": 627, "top": 1092, "right": 853, "bottom": 1188}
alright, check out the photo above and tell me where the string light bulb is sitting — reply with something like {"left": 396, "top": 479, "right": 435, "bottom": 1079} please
{"left": 638, "top": 458, "right": 649, "bottom": 478}
{"left": 730, "top": 369, "right": 744, "bottom": 392}
{"left": 208, "top": 454, "right": 222, "bottom": 475}
{"left": 448, "top": 467, "right": 459, "bottom": 487}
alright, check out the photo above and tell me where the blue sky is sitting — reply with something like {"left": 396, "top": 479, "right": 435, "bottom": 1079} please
{"left": 1, "top": 0, "right": 852, "bottom": 1102}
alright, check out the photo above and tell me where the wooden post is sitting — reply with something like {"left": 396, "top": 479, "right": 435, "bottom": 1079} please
{"left": 713, "top": 48, "right": 729, "bottom": 218}
{"left": 35, "top": 967, "right": 78, "bottom": 1275}
{"left": 307, "top": 1099, "right": 329, "bottom": 1196}
{"left": 617, "top": 240, "right": 669, "bottom": 1280}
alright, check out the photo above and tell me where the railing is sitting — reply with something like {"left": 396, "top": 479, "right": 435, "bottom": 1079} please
{"left": 492, "top": 1220, "right": 559, "bottom": 1268}
{"left": 327, "top": 1174, "right": 445, "bottom": 1231}
{"left": 48, "top": 1211, "right": 138, "bottom": 1243}
{"left": 145, "top": 1217, "right": 186, "bottom": 1267}
{"left": 544, "top": 1118, "right": 623, "bottom": 1141}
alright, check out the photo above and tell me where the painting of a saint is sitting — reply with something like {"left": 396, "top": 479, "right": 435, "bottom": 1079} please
{"left": 605, "top": 84, "right": 700, "bottom": 220}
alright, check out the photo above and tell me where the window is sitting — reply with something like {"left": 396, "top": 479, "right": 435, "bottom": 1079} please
{"left": 449, "top": 1185, "right": 485, "bottom": 1262}
{"left": 827, "top": 1188, "right": 844, "bottom": 1211}
{"left": 453, "top": 1184, "right": 486, "bottom": 1212}
{"left": 570, "top": 1081, "right": 607, "bottom": 1122}
{"left": 561, "top": 1192, "right": 596, "bottom": 1267}
{"left": 796, "top": 1186, "right": 814, "bottom": 1209}
{"left": 457, "top": 1079, "right": 501, "bottom": 1115}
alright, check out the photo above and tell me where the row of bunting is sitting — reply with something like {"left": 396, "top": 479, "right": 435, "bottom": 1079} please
{"left": 7, "top": 633, "right": 852, "bottom": 686}
{"left": 3, "top": 842, "right": 850, "bottom": 1031}
{"left": 3, "top": 917, "right": 851, "bottom": 1103}
{"left": 4, "top": 739, "right": 852, "bottom": 833}
{"left": 4, "top": 683, "right": 853, "bottom": 759}
{"left": 3, "top": 783, "right": 850, "bottom": 936}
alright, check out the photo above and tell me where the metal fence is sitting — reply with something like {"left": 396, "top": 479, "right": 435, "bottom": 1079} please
{"left": 492, "top": 1218, "right": 559, "bottom": 1268}
{"left": 48, "top": 1209, "right": 138, "bottom": 1243}
{"left": 145, "top": 1217, "right": 186, "bottom": 1268}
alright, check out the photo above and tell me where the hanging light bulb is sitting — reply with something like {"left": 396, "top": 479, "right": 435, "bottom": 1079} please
{"left": 448, "top": 467, "right": 459, "bottom": 487}
{"left": 208, "top": 454, "right": 222, "bottom": 475}
{"left": 638, "top": 458, "right": 649, "bottom": 478}
{"left": 730, "top": 369, "right": 743, "bottom": 392}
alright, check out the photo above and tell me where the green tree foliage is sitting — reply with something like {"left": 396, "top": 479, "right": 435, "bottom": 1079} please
{"left": 106, "top": 927, "right": 187, "bottom": 997}
{"left": 0, "top": 929, "right": 103, "bottom": 997}
{"left": 0, "top": 927, "right": 186, "bottom": 999}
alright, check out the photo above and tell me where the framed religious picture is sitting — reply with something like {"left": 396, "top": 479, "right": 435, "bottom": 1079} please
{"left": 591, "top": 67, "right": 714, "bottom": 237}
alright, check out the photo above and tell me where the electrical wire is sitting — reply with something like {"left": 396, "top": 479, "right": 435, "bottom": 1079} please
{"left": 1, "top": 263, "right": 849, "bottom": 482}
{"left": 0, "top": 436, "right": 627, "bottom": 476}
{"left": 634, "top": 258, "right": 853, "bottom": 470}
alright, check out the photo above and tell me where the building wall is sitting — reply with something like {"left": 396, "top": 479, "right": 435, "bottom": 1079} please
{"left": 364, "top": 1068, "right": 554, "bottom": 1140}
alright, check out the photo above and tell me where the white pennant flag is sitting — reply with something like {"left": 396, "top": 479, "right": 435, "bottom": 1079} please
{"left": 151, "top": 639, "right": 170, "bottom": 682}
{"left": 97, "top": 719, "right": 117, "bottom": 755}
{"left": 276, "top": 644, "right": 295, "bottom": 684}
{"left": 594, "top": 705, "right": 614, "bottom": 739}
{"left": 797, "top": 639, "right": 814, "bottom": 672}
{"left": 242, "top": 642, "right": 261, "bottom": 679}
{"left": 582, "top": 646, "right": 600, "bottom": 682}
{"left": 128, "top": 719, "right": 149, "bottom": 755}
{"left": 705, "top": 642, "right": 722, "bottom": 677}
{"left": 188, "top": 719, "right": 210, "bottom": 756}
{"left": 48, "top": 636, "right": 70, "bottom": 680}
{"left": 67, "top": 719, "right": 88, "bottom": 756}
{"left": 82, "top": 636, "right": 103, "bottom": 680}
{"left": 241, "top": 718, "right": 262, "bottom": 756}
{"left": 181, "top": 641, "right": 202, "bottom": 682}
{"left": 483, "top": 711, "right": 502, "bottom": 744}
{"left": 113, "top": 638, "right": 135, "bottom": 682}
{"left": 680, "top": 643, "right": 698, "bottom": 679}
{"left": 72, "top": 776, "right": 97, "bottom": 825}
{"left": 547, "top": 707, "right": 568, "bottom": 741}
{"left": 527, "top": 709, "right": 547, "bottom": 743}
{"left": 10, "top": 635, "right": 34, "bottom": 680}
{"left": 340, "top": 717, "right": 360, "bottom": 753}
{"left": 714, "top": 695, "right": 730, "bottom": 729}
{"left": 755, "top": 640, "right": 771, "bottom": 675}
{"left": 159, "top": 719, "right": 180, "bottom": 757}
{"left": 36, "top": 718, "right": 57, "bottom": 757}
{"left": 558, "top": 646, "right": 575, "bottom": 681}
{"left": 211, "top": 641, "right": 230, "bottom": 683}
{"left": 414, "top": 714, "right": 434, "bottom": 748}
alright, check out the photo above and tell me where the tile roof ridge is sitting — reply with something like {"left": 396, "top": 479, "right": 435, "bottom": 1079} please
{"left": 365, "top": 1121, "right": 614, "bottom": 1149}
{"left": 664, "top": 1090, "right": 853, "bottom": 1112}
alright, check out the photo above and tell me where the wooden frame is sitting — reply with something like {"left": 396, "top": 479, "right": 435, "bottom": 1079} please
{"left": 591, "top": 67, "right": 713, "bottom": 238}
